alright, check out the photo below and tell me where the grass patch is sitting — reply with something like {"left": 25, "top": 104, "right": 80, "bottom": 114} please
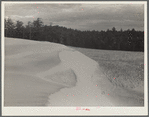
{"left": 72, "top": 47, "right": 144, "bottom": 89}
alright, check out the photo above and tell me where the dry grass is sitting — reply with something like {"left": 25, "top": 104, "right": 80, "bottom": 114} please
{"left": 72, "top": 47, "right": 144, "bottom": 90}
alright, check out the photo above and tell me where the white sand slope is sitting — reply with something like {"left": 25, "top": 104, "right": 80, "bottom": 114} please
{"left": 47, "top": 50, "right": 144, "bottom": 106}
{"left": 4, "top": 37, "right": 144, "bottom": 106}
{"left": 4, "top": 38, "right": 75, "bottom": 106}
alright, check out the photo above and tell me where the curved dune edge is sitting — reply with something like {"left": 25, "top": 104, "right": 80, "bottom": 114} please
{"left": 4, "top": 38, "right": 76, "bottom": 106}
{"left": 47, "top": 50, "right": 144, "bottom": 106}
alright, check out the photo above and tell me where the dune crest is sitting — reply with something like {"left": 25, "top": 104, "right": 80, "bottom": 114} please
{"left": 47, "top": 50, "right": 115, "bottom": 106}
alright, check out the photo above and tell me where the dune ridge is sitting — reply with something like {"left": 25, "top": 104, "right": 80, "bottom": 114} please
{"left": 47, "top": 50, "right": 115, "bottom": 106}
{"left": 4, "top": 38, "right": 76, "bottom": 106}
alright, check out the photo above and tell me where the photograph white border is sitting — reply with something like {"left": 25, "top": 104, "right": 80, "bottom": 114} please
{"left": 1, "top": 1, "right": 148, "bottom": 116}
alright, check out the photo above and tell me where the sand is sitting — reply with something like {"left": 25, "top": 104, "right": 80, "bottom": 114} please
{"left": 48, "top": 51, "right": 144, "bottom": 106}
{"left": 4, "top": 37, "right": 144, "bottom": 107}
{"left": 4, "top": 72, "right": 65, "bottom": 106}
{"left": 4, "top": 37, "right": 72, "bottom": 106}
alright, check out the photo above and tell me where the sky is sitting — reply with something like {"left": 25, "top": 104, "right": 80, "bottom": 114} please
{"left": 5, "top": 3, "right": 144, "bottom": 31}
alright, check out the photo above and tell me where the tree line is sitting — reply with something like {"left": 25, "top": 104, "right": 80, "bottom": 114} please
{"left": 5, "top": 18, "right": 144, "bottom": 51}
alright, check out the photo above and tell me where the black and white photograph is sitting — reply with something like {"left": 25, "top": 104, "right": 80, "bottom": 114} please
{"left": 2, "top": 1, "right": 148, "bottom": 116}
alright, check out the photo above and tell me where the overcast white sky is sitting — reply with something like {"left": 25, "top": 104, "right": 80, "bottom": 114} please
{"left": 5, "top": 3, "right": 144, "bottom": 31}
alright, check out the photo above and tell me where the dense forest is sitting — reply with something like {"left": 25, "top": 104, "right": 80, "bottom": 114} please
{"left": 5, "top": 18, "right": 144, "bottom": 51}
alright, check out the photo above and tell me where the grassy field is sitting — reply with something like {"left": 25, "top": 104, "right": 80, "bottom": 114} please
{"left": 72, "top": 47, "right": 144, "bottom": 91}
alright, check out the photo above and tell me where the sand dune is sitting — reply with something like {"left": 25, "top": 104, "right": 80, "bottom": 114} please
{"left": 4, "top": 37, "right": 144, "bottom": 106}
{"left": 4, "top": 38, "right": 74, "bottom": 106}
